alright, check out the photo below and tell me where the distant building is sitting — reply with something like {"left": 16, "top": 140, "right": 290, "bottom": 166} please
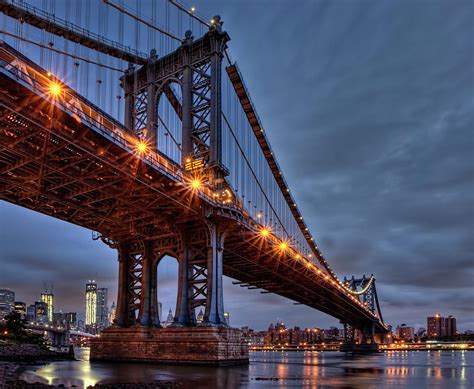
{"left": 14, "top": 301, "right": 26, "bottom": 320}
{"left": 34, "top": 301, "right": 48, "bottom": 323}
{"left": 40, "top": 292, "right": 54, "bottom": 322}
{"left": 416, "top": 327, "right": 426, "bottom": 338}
{"left": 85, "top": 281, "right": 98, "bottom": 332}
{"left": 396, "top": 324, "right": 415, "bottom": 340}
{"left": 26, "top": 304, "right": 35, "bottom": 322}
{"left": 108, "top": 302, "right": 116, "bottom": 324}
{"left": 445, "top": 316, "right": 457, "bottom": 337}
{"left": 53, "top": 312, "right": 77, "bottom": 329}
{"left": 427, "top": 314, "right": 457, "bottom": 337}
{"left": 0, "top": 289, "right": 15, "bottom": 320}
{"left": 96, "top": 288, "right": 108, "bottom": 329}
{"left": 161, "top": 308, "right": 174, "bottom": 327}
{"left": 224, "top": 312, "right": 230, "bottom": 326}
{"left": 196, "top": 309, "right": 204, "bottom": 324}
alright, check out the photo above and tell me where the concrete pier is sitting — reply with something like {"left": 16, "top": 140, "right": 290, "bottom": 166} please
{"left": 90, "top": 326, "right": 249, "bottom": 365}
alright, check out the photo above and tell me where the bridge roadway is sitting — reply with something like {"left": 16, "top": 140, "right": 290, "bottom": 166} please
{"left": 0, "top": 42, "right": 386, "bottom": 334}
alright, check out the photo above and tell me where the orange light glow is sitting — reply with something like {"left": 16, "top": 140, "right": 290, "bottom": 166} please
{"left": 279, "top": 242, "right": 288, "bottom": 250}
{"left": 49, "top": 82, "right": 62, "bottom": 96}
{"left": 295, "top": 253, "right": 301, "bottom": 259}
{"left": 136, "top": 141, "right": 148, "bottom": 154}
{"left": 260, "top": 228, "right": 270, "bottom": 237}
{"left": 191, "top": 179, "right": 202, "bottom": 189}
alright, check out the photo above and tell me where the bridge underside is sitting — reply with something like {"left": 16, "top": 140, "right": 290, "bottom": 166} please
{"left": 0, "top": 69, "right": 385, "bottom": 331}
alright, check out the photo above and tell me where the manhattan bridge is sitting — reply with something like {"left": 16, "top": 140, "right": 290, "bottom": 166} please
{"left": 0, "top": 0, "right": 388, "bottom": 363}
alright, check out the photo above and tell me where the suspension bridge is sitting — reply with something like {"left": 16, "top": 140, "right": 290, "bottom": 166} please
{"left": 0, "top": 0, "right": 388, "bottom": 364}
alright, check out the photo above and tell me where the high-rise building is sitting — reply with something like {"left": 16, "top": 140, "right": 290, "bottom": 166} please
{"left": 108, "top": 302, "right": 116, "bottom": 325}
{"left": 0, "top": 289, "right": 15, "bottom": 320}
{"left": 34, "top": 301, "right": 48, "bottom": 323}
{"left": 40, "top": 292, "right": 54, "bottom": 322}
{"left": 445, "top": 316, "right": 457, "bottom": 337}
{"left": 14, "top": 301, "right": 26, "bottom": 320}
{"left": 396, "top": 324, "right": 415, "bottom": 340}
{"left": 26, "top": 304, "right": 35, "bottom": 322}
{"left": 85, "top": 281, "right": 98, "bottom": 329}
{"left": 427, "top": 314, "right": 457, "bottom": 337}
{"left": 96, "top": 288, "right": 108, "bottom": 329}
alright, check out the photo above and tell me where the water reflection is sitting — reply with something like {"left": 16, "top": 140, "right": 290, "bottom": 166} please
{"left": 19, "top": 348, "right": 473, "bottom": 389}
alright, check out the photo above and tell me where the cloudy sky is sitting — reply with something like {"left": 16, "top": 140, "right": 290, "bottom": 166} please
{"left": 0, "top": 0, "right": 473, "bottom": 331}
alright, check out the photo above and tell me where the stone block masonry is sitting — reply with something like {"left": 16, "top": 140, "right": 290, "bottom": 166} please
{"left": 90, "top": 326, "right": 249, "bottom": 365}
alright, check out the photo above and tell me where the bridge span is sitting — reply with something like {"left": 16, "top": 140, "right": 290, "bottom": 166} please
{"left": 0, "top": 0, "right": 387, "bottom": 364}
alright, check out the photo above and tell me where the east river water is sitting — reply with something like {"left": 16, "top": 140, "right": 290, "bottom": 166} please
{"left": 19, "top": 348, "right": 472, "bottom": 388}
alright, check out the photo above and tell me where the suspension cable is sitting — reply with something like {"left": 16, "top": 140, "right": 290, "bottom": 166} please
{"left": 0, "top": 28, "right": 124, "bottom": 72}
{"left": 103, "top": 0, "right": 181, "bottom": 42}
{"left": 168, "top": 0, "right": 211, "bottom": 28}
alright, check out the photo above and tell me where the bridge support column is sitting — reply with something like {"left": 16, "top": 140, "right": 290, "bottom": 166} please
{"left": 203, "top": 221, "right": 225, "bottom": 325}
{"left": 115, "top": 242, "right": 131, "bottom": 327}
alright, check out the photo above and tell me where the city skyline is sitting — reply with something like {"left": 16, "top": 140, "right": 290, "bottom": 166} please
{"left": 0, "top": 1, "right": 473, "bottom": 331}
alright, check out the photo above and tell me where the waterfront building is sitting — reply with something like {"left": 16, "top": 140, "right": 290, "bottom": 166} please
{"left": 14, "top": 301, "right": 26, "bottom": 320}
{"left": 446, "top": 316, "right": 457, "bottom": 336}
{"left": 97, "top": 287, "right": 108, "bottom": 330}
{"left": 161, "top": 308, "right": 174, "bottom": 327}
{"left": 427, "top": 314, "right": 457, "bottom": 337}
{"left": 396, "top": 324, "right": 415, "bottom": 340}
{"left": 0, "top": 289, "right": 15, "bottom": 320}
{"left": 85, "top": 281, "right": 98, "bottom": 333}
{"left": 40, "top": 292, "right": 54, "bottom": 322}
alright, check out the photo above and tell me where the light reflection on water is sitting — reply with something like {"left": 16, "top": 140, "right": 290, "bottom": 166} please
{"left": 19, "top": 348, "right": 473, "bottom": 388}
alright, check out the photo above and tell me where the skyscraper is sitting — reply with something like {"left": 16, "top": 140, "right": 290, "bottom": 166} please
{"left": 96, "top": 288, "right": 108, "bottom": 329}
{"left": 108, "top": 302, "right": 116, "bottom": 325}
{"left": 0, "top": 289, "right": 15, "bottom": 320}
{"left": 14, "top": 302, "right": 26, "bottom": 320}
{"left": 427, "top": 314, "right": 457, "bottom": 337}
{"left": 34, "top": 301, "right": 48, "bottom": 323}
{"left": 85, "top": 281, "right": 98, "bottom": 330}
{"left": 40, "top": 292, "right": 54, "bottom": 322}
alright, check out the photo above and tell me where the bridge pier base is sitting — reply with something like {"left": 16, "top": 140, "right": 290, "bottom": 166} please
{"left": 90, "top": 326, "right": 248, "bottom": 365}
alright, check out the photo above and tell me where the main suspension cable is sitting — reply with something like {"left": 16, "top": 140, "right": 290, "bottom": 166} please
{"left": 103, "top": 0, "right": 181, "bottom": 42}
{"left": 0, "top": 28, "right": 124, "bottom": 72}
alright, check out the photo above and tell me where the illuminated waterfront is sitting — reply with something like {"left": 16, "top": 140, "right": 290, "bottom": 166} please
{"left": 18, "top": 348, "right": 473, "bottom": 388}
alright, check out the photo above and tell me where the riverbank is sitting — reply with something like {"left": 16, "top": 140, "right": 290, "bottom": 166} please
{"left": 0, "top": 340, "right": 74, "bottom": 388}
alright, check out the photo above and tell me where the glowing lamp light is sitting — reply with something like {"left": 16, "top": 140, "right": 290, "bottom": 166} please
{"left": 191, "top": 6, "right": 196, "bottom": 12}
{"left": 136, "top": 141, "right": 148, "bottom": 154}
{"left": 279, "top": 242, "right": 288, "bottom": 251}
{"left": 191, "top": 179, "right": 202, "bottom": 189}
{"left": 259, "top": 228, "right": 270, "bottom": 237}
{"left": 256, "top": 212, "right": 263, "bottom": 219}
{"left": 49, "top": 82, "right": 62, "bottom": 96}
{"left": 295, "top": 253, "right": 301, "bottom": 259}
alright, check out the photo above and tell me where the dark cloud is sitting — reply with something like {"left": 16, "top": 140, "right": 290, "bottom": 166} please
{"left": 1, "top": 0, "right": 473, "bottom": 330}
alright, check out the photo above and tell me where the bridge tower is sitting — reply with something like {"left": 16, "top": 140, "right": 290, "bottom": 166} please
{"left": 340, "top": 275, "right": 384, "bottom": 352}
{"left": 90, "top": 18, "right": 248, "bottom": 365}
